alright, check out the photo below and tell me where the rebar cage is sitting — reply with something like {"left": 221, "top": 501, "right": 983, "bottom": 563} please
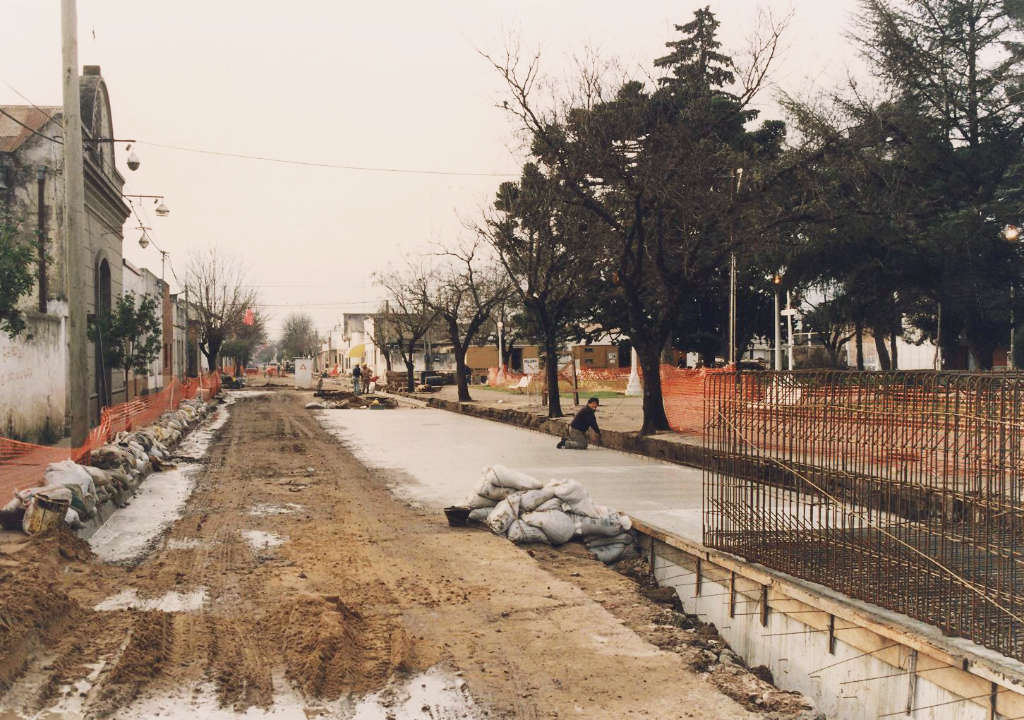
{"left": 703, "top": 371, "right": 1024, "bottom": 662}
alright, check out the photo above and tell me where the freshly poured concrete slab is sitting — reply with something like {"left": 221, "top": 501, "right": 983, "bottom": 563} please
{"left": 315, "top": 407, "right": 704, "bottom": 541}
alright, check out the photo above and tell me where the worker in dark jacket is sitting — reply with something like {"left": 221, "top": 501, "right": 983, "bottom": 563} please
{"left": 557, "top": 397, "right": 602, "bottom": 449}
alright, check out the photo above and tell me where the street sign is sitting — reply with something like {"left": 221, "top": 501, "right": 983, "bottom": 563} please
{"left": 780, "top": 308, "right": 798, "bottom": 317}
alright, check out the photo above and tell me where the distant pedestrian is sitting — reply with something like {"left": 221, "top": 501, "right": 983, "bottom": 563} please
{"left": 361, "top": 365, "right": 372, "bottom": 393}
{"left": 557, "top": 397, "right": 602, "bottom": 450}
{"left": 352, "top": 364, "right": 362, "bottom": 395}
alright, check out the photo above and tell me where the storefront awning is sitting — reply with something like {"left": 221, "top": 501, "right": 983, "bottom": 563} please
{"left": 348, "top": 344, "right": 365, "bottom": 358}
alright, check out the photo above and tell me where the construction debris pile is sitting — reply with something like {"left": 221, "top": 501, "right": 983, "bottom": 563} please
{"left": 463, "top": 465, "right": 635, "bottom": 563}
{"left": 1, "top": 396, "right": 214, "bottom": 535}
{"left": 306, "top": 390, "right": 398, "bottom": 410}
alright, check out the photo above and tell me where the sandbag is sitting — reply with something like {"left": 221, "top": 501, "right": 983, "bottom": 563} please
{"left": 507, "top": 519, "right": 550, "bottom": 545}
{"left": 474, "top": 478, "right": 514, "bottom": 502}
{"left": 585, "top": 531, "right": 635, "bottom": 548}
{"left": 575, "top": 514, "right": 630, "bottom": 538}
{"left": 549, "top": 479, "right": 601, "bottom": 518}
{"left": 64, "top": 507, "right": 83, "bottom": 529}
{"left": 486, "top": 493, "right": 522, "bottom": 535}
{"left": 522, "top": 510, "right": 574, "bottom": 545}
{"left": 463, "top": 493, "right": 496, "bottom": 510}
{"left": 488, "top": 465, "right": 545, "bottom": 491}
{"left": 519, "top": 487, "right": 557, "bottom": 512}
{"left": 589, "top": 543, "right": 628, "bottom": 564}
{"left": 43, "top": 460, "right": 96, "bottom": 500}
{"left": 468, "top": 507, "right": 492, "bottom": 523}
{"left": 83, "top": 466, "right": 112, "bottom": 487}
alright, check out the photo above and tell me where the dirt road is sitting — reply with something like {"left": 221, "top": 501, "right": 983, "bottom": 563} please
{"left": 1, "top": 391, "right": 809, "bottom": 718}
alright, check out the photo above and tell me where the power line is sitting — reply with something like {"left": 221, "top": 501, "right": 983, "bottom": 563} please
{"left": 136, "top": 140, "right": 518, "bottom": 178}
{"left": 2, "top": 80, "right": 63, "bottom": 128}
{"left": 0, "top": 106, "right": 62, "bottom": 145}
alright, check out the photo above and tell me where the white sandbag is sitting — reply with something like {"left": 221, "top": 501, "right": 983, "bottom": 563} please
{"left": 590, "top": 543, "right": 628, "bottom": 564}
{"left": 2, "top": 495, "right": 24, "bottom": 512}
{"left": 475, "top": 478, "right": 513, "bottom": 502}
{"left": 522, "top": 510, "right": 575, "bottom": 545}
{"left": 486, "top": 493, "right": 522, "bottom": 535}
{"left": 534, "top": 498, "right": 563, "bottom": 512}
{"left": 519, "top": 487, "right": 557, "bottom": 512}
{"left": 507, "top": 519, "right": 550, "bottom": 545}
{"left": 463, "top": 493, "right": 496, "bottom": 509}
{"left": 575, "top": 513, "right": 631, "bottom": 538}
{"left": 489, "top": 465, "right": 545, "bottom": 491}
{"left": 549, "top": 478, "right": 601, "bottom": 518}
{"left": 468, "top": 507, "right": 492, "bottom": 523}
{"left": 43, "top": 460, "right": 95, "bottom": 497}
{"left": 64, "top": 507, "right": 83, "bottom": 529}
{"left": 585, "top": 531, "right": 634, "bottom": 548}
{"left": 83, "top": 466, "right": 112, "bottom": 487}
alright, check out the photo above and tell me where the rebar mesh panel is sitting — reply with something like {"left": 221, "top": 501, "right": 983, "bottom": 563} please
{"left": 703, "top": 371, "right": 1024, "bottom": 662}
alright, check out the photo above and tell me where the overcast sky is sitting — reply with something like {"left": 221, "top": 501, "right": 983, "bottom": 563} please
{"left": 2, "top": 1, "right": 864, "bottom": 337}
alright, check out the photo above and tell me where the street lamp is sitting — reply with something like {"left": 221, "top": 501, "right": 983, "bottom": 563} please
{"left": 1004, "top": 225, "right": 1021, "bottom": 369}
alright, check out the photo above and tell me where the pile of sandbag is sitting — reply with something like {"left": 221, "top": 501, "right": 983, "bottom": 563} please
{"left": 463, "top": 465, "right": 635, "bottom": 564}
{"left": 3, "top": 395, "right": 214, "bottom": 533}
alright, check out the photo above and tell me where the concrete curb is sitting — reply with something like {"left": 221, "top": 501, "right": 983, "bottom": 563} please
{"left": 418, "top": 395, "right": 710, "bottom": 470}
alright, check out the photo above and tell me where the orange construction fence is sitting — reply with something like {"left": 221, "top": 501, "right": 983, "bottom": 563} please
{"left": 0, "top": 372, "right": 221, "bottom": 502}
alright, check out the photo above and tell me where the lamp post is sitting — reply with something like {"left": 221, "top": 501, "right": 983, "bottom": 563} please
{"left": 727, "top": 168, "right": 743, "bottom": 365}
{"left": 1004, "top": 224, "right": 1020, "bottom": 369}
{"left": 773, "top": 274, "right": 783, "bottom": 371}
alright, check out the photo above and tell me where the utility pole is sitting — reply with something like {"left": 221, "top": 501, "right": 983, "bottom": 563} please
{"left": 62, "top": 0, "right": 88, "bottom": 445}
{"left": 773, "top": 277, "right": 782, "bottom": 371}
{"left": 786, "top": 290, "right": 795, "bottom": 371}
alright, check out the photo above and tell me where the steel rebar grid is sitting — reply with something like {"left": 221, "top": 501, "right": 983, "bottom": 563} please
{"left": 702, "top": 371, "right": 1024, "bottom": 662}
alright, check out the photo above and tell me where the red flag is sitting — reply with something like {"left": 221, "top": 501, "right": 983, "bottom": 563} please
{"left": 243, "top": 308, "right": 254, "bottom": 326}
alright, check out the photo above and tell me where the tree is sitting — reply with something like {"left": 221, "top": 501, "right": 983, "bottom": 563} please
{"left": 426, "top": 240, "right": 509, "bottom": 402}
{"left": 88, "top": 293, "right": 162, "bottom": 399}
{"left": 279, "top": 313, "right": 319, "bottom": 361}
{"left": 491, "top": 8, "right": 787, "bottom": 432}
{"left": 375, "top": 266, "right": 440, "bottom": 392}
{"left": 484, "top": 163, "right": 594, "bottom": 417}
{"left": 184, "top": 249, "right": 257, "bottom": 372}
{"left": 369, "top": 305, "right": 394, "bottom": 373}
{"left": 846, "top": 0, "right": 1024, "bottom": 367}
{"left": 0, "top": 213, "right": 34, "bottom": 338}
{"left": 222, "top": 308, "right": 267, "bottom": 375}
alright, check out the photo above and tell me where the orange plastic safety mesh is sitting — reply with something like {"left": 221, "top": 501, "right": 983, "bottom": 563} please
{"left": 0, "top": 373, "right": 221, "bottom": 502}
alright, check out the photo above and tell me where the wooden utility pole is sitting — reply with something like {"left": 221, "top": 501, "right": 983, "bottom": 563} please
{"left": 62, "top": 0, "right": 89, "bottom": 445}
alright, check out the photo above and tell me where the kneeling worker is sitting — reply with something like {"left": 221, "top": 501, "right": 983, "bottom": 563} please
{"left": 557, "top": 397, "right": 602, "bottom": 449}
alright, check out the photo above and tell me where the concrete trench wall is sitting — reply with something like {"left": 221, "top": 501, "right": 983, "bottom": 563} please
{"left": 641, "top": 536, "right": 1018, "bottom": 720}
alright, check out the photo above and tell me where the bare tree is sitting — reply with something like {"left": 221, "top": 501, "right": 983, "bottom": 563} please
{"left": 374, "top": 266, "right": 439, "bottom": 392}
{"left": 279, "top": 312, "right": 319, "bottom": 360}
{"left": 184, "top": 249, "right": 257, "bottom": 373}
{"left": 370, "top": 304, "right": 394, "bottom": 373}
{"left": 426, "top": 240, "right": 510, "bottom": 402}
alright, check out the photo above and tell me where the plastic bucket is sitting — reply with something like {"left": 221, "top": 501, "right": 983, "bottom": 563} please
{"left": 23, "top": 494, "right": 70, "bottom": 535}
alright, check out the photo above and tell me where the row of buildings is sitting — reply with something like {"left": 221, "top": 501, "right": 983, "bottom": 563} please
{"left": 0, "top": 67, "right": 203, "bottom": 444}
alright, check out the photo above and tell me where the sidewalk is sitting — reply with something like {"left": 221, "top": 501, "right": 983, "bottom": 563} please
{"left": 411, "top": 384, "right": 707, "bottom": 468}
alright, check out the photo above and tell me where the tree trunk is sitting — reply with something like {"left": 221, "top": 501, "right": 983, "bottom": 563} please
{"left": 637, "top": 343, "right": 670, "bottom": 434}
{"left": 874, "top": 333, "right": 891, "bottom": 371}
{"left": 454, "top": 349, "right": 472, "bottom": 402}
{"left": 404, "top": 358, "right": 415, "bottom": 392}
{"left": 889, "top": 332, "right": 898, "bottom": 371}
{"left": 543, "top": 336, "right": 562, "bottom": 418}
{"left": 383, "top": 351, "right": 392, "bottom": 372}
{"left": 854, "top": 322, "right": 865, "bottom": 370}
